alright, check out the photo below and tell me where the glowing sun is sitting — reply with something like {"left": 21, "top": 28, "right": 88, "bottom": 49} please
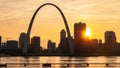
{"left": 85, "top": 28, "right": 91, "bottom": 37}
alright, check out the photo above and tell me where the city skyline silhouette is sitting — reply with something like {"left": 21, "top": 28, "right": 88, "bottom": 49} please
{"left": 1, "top": 1, "right": 120, "bottom": 68}
{"left": 0, "top": 0, "right": 120, "bottom": 49}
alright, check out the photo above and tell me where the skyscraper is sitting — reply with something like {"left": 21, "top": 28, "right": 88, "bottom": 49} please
{"left": 74, "top": 22, "right": 87, "bottom": 53}
{"left": 105, "top": 31, "right": 116, "bottom": 45}
{"left": 31, "top": 36, "right": 41, "bottom": 52}
{"left": 19, "top": 33, "right": 30, "bottom": 48}
{"left": 59, "top": 29, "right": 70, "bottom": 53}
{"left": 0, "top": 36, "right": 1, "bottom": 47}
{"left": 60, "top": 29, "right": 66, "bottom": 40}
{"left": 74, "top": 22, "right": 86, "bottom": 40}
{"left": 19, "top": 32, "right": 30, "bottom": 54}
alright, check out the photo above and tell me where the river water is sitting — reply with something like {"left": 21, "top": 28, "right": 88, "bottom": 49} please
{"left": 0, "top": 56, "right": 120, "bottom": 68}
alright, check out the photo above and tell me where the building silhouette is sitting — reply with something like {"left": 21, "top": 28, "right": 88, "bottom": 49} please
{"left": 31, "top": 36, "right": 41, "bottom": 52}
{"left": 19, "top": 33, "right": 30, "bottom": 48}
{"left": 60, "top": 29, "right": 66, "bottom": 40}
{"left": 74, "top": 22, "right": 87, "bottom": 53}
{"left": 7, "top": 40, "right": 18, "bottom": 50}
{"left": 105, "top": 31, "right": 116, "bottom": 45}
{"left": 98, "top": 39, "right": 102, "bottom": 45}
{"left": 74, "top": 22, "right": 86, "bottom": 40}
{"left": 90, "top": 39, "right": 98, "bottom": 46}
{"left": 0, "top": 36, "right": 1, "bottom": 47}
{"left": 47, "top": 40, "right": 56, "bottom": 52}
{"left": 58, "top": 29, "right": 70, "bottom": 53}
{"left": 19, "top": 32, "right": 30, "bottom": 54}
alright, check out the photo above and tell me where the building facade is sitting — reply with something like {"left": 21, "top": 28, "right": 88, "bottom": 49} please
{"left": 59, "top": 29, "right": 70, "bottom": 53}
{"left": 31, "top": 36, "right": 41, "bottom": 52}
{"left": 7, "top": 40, "right": 18, "bottom": 50}
{"left": 47, "top": 40, "right": 56, "bottom": 51}
{"left": 19, "top": 32, "right": 30, "bottom": 54}
{"left": 105, "top": 31, "right": 116, "bottom": 45}
{"left": 74, "top": 22, "right": 87, "bottom": 53}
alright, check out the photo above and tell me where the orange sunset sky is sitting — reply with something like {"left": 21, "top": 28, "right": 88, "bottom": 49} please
{"left": 0, "top": 0, "right": 120, "bottom": 48}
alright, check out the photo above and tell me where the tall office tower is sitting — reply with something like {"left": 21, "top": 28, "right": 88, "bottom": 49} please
{"left": 31, "top": 36, "right": 41, "bottom": 52}
{"left": 60, "top": 29, "right": 66, "bottom": 40}
{"left": 47, "top": 40, "right": 56, "bottom": 51}
{"left": 105, "top": 31, "right": 116, "bottom": 45}
{"left": 0, "top": 36, "right": 1, "bottom": 47}
{"left": 74, "top": 22, "right": 86, "bottom": 53}
{"left": 19, "top": 32, "right": 30, "bottom": 54}
{"left": 74, "top": 22, "right": 86, "bottom": 41}
{"left": 58, "top": 29, "right": 70, "bottom": 53}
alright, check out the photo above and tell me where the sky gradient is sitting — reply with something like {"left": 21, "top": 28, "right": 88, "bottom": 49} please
{"left": 0, "top": 0, "right": 120, "bottom": 48}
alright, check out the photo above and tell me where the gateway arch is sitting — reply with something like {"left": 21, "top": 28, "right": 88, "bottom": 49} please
{"left": 21, "top": 3, "right": 74, "bottom": 54}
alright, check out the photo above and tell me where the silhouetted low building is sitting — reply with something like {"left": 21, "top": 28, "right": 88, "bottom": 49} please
{"left": 98, "top": 39, "right": 102, "bottom": 45}
{"left": 7, "top": 40, "right": 18, "bottom": 50}
{"left": 0, "top": 43, "right": 7, "bottom": 50}
{"left": 47, "top": 40, "right": 56, "bottom": 52}
{"left": 90, "top": 39, "right": 98, "bottom": 46}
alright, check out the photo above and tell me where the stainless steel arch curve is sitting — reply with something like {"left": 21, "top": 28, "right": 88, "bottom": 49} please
{"left": 27, "top": 3, "right": 74, "bottom": 54}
